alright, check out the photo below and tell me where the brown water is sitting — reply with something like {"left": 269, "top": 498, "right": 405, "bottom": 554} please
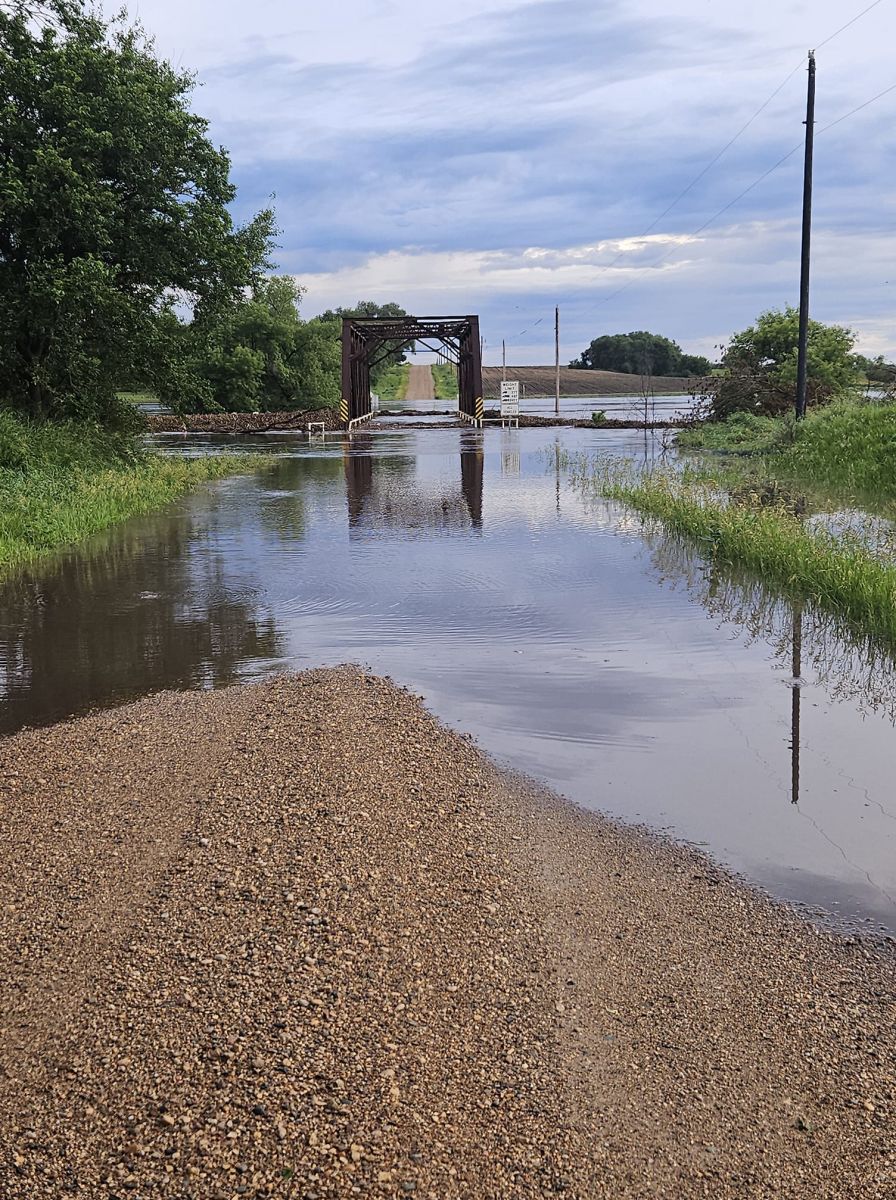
{"left": 2, "top": 425, "right": 896, "bottom": 934}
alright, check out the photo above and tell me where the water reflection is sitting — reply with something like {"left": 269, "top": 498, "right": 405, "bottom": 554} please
{"left": 646, "top": 529, "right": 896, "bottom": 724}
{"left": 791, "top": 603, "right": 802, "bottom": 807}
{"left": 3, "top": 426, "right": 896, "bottom": 929}
{"left": 344, "top": 433, "right": 485, "bottom": 532}
{"left": 0, "top": 498, "right": 283, "bottom": 735}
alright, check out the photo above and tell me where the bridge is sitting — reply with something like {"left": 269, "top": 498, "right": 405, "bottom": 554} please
{"left": 340, "top": 314, "right": 483, "bottom": 429}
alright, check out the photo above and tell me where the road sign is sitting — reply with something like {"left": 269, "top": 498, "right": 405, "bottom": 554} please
{"left": 500, "top": 381, "right": 520, "bottom": 416}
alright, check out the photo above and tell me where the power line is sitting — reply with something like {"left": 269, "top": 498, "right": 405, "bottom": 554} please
{"left": 816, "top": 0, "right": 888, "bottom": 49}
{"left": 503, "top": 0, "right": 892, "bottom": 350}
{"left": 818, "top": 79, "right": 896, "bottom": 132}
{"left": 594, "top": 73, "right": 896, "bottom": 309}
{"left": 637, "top": 59, "right": 805, "bottom": 240}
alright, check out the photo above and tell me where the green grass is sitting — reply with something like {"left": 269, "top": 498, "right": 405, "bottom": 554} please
{"left": 676, "top": 411, "right": 787, "bottom": 454}
{"left": 0, "top": 412, "right": 266, "bottom": 575}
{"left": 580, "top": 458, "right": 896, "bottom": 646}
{"left": 375, "top": 363, "right": 410, "bottom": 402}
{"left": 678, "top": 402, "right": 896, "bottom": 500}
{"left": 432, "top": 364, "right": 458, "bottom": 401}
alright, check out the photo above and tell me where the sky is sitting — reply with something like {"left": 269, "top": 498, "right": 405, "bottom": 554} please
{"left": 117, "top": 0, "right": 896, "bottom": 364}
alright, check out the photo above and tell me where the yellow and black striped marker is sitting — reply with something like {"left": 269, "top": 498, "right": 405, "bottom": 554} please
{"left": 339, "top": 399, "right": 349, "bottom": 423}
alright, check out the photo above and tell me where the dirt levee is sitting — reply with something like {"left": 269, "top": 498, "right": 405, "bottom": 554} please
{"left": 0, "top": 670, "right": 893, "bottom": 1197}
{"left": 482, "top": 366, "right": 693, "bottom": 398}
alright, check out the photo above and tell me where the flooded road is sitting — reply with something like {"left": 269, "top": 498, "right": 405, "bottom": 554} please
{"left": 2, "top": 425, "right": 896, "bottom": 932}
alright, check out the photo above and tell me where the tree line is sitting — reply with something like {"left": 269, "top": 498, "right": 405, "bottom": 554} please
{"left": 570, "top": 331, "right": 712, "bottom": 377}
{"left": 2, "top": 1, "right": 893, "bottom": 427}
{"left": 0, "top": 0, "right": 408, "bottom": 423}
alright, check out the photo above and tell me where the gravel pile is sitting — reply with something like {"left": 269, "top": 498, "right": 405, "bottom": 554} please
{"left": 0, "top": 668, "right": 893, "bottom": 1198}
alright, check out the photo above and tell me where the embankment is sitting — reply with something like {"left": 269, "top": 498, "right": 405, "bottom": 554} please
{"left": 0, "top": 415, "right": 266, "bottom": 575}
{"left": 0, "top": 669, "right": 892, "bottom": 1197}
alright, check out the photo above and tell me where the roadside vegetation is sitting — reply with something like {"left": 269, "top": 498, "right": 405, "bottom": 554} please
{"left": 0, "top": 0, "right": 291, "bottom": 562}
{"left": 679, "top": 402, "right": 896, "bottom": 501}
{"left": 375, "top": 363, "right": 411, "bottom": 402}
{"left": 572, "top": 308, "right": 896, "bottom": 648}
{"left": 0, "top": 413, "right": 266, "bottom": 574}
{"left": 432, "top": 364, "right": 458, "bottom": 400}
{"left": 578, "top": 457, "right": 896, "bottom": 647}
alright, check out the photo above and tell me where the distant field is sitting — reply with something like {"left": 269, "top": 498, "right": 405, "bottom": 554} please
{"left": 481, "top": 367, "right": 693, "bottom": 398}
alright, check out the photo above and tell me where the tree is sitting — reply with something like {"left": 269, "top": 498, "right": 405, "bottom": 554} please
{"left": 700, "top": 307, "right": 860, "bottom": 419}
{"left": 160, "top": 277, "right": 342, "bottom": 414}
{"left": 0, "top": 0, "right": 274, "bottom": 423}
{"left": 570, "top": 331, "right": 710, "bottom": 377}
{"left": 319, "top": 300, "right": 410, "bottom": 387}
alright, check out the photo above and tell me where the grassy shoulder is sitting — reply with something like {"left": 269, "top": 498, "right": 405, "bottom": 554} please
{"left": 432, "top": 364, "right": 458, "bottom": 400}
{"left": 0, "top": 414, "right": 266, "bottom": 574}
{"left": 678, "top": 402, "right": 896, "bottom": 500}
{"left": 375, "top": 363, "right": 410, "bottom": 402}
{"left": 591, "top": 458, "right": 896, "bottom": 646}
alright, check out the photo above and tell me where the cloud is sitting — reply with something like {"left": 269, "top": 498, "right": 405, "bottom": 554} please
{"left": 116, "top": 0, "right": 896, "bottom": 356}
{"left": 295, "top": 219, "right": 896, "bottom": 362}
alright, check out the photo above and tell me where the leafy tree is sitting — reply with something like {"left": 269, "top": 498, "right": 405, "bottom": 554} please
{"left": 319, "top": 300, "right": 410, "bottom": 386}
{"left": 0, "top": 0, "right": 274, "bottom": 424}
{"left": 700, "top": 306, "right": 860, "bottom": 418}
{"left": 160, "top": 277, "right": 342, "bottom": 413}
{"left": 854, "top": 354, "right": 896, "bottom": 384}
{"left": 570, "top": 331, "right": 710, "bottom": 377}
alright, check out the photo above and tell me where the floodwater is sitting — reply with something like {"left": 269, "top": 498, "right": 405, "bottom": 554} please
{"left": 380, "top": 392, "right": 697, "bottom": 421}
{"left": 2, "top": 425, "right": 896, "bottom": 933}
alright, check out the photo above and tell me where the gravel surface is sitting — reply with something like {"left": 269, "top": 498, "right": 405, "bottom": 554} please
{"left": 0, "top": 668, "right": 894, "bottom": 1198}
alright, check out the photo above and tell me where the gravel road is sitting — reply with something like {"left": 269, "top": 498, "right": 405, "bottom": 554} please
{"left": 404, "top": 366, "right": 434, "bottom": 402}
{"left": 0, "top": 669, "right": 893, "bottom": 1198}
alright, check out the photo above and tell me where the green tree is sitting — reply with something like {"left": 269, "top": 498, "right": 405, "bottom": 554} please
{"left": 162, "top": 277, "right": 342, "bottom": 413}
{"left": 0, "top": 0, "right": 274, "bottom": 423}
{"left": 319, "top": 300, "right": 410, "bottom": 387}
{"left": 571, "top": 331, "right": 710, "bottom": 377}
{"left": 703, "top": 307, "right": 859, "bottom": 418}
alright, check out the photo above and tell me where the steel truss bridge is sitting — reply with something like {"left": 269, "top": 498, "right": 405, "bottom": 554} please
{"left": 340, "top": 315, "right": 483, "bottom": 429}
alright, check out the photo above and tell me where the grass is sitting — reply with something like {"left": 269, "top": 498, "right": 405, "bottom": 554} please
{"left": 575, "top": 455, "right": 896, "bottom": 647}
{"left": 432, "top": 364, "right": 458, "bottom": 401}
{"left": 375, "top": 364, "right": 410, "bottom": 402}
{"left": 676, "top": 411, "right": 787, "bottom": 454}
{"left": 0, "top": 412, "right": 267, "bottom": 575}
{"left": 678, "top": 401, "right": 896, "bottom": 501}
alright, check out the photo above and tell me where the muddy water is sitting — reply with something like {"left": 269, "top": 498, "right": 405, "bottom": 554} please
{"left": 2, "top": 425, "right": 896, "bottom": 932}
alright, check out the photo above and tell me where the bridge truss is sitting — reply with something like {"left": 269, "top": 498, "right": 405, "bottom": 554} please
{"left": 340, "top": 315, "right": 483, "bottom": 428}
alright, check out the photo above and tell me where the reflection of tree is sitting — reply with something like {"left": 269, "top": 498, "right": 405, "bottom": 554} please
{"left": 0, "top": 504, "right": 283, "bottom": 736}
{"left": 644, "top": 528, "right": 896, "bottom": 725}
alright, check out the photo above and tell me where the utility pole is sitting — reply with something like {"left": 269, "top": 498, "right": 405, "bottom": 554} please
{"left": 795, "top": 51, "right": 816, "bottom": 420}
{"left": 554, "top": 306, "right": 560, "bottom": 417}
{"left": 502, "top": 339, "right": 506, "bottom": 383}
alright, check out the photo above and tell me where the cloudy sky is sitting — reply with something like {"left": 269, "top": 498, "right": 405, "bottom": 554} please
{"left": 119, "top": 0, "right": 896, "bottom": 364}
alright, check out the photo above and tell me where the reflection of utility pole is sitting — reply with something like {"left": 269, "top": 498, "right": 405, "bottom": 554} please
{"left": 555, "top": 306, "right": 560, "bottom": 417}
{"left": 790, "top": 601, "right": 803, "bottom": 805}
{"left": 554, "top": 439, "right": 561, "bottom": 516}
{"left": 795, "top": 51, "right": 816, "bottom": 420}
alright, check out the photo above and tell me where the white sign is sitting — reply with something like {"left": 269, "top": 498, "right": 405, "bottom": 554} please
{"left": 500, "top": 381, "right": 520, "bottom": 416}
